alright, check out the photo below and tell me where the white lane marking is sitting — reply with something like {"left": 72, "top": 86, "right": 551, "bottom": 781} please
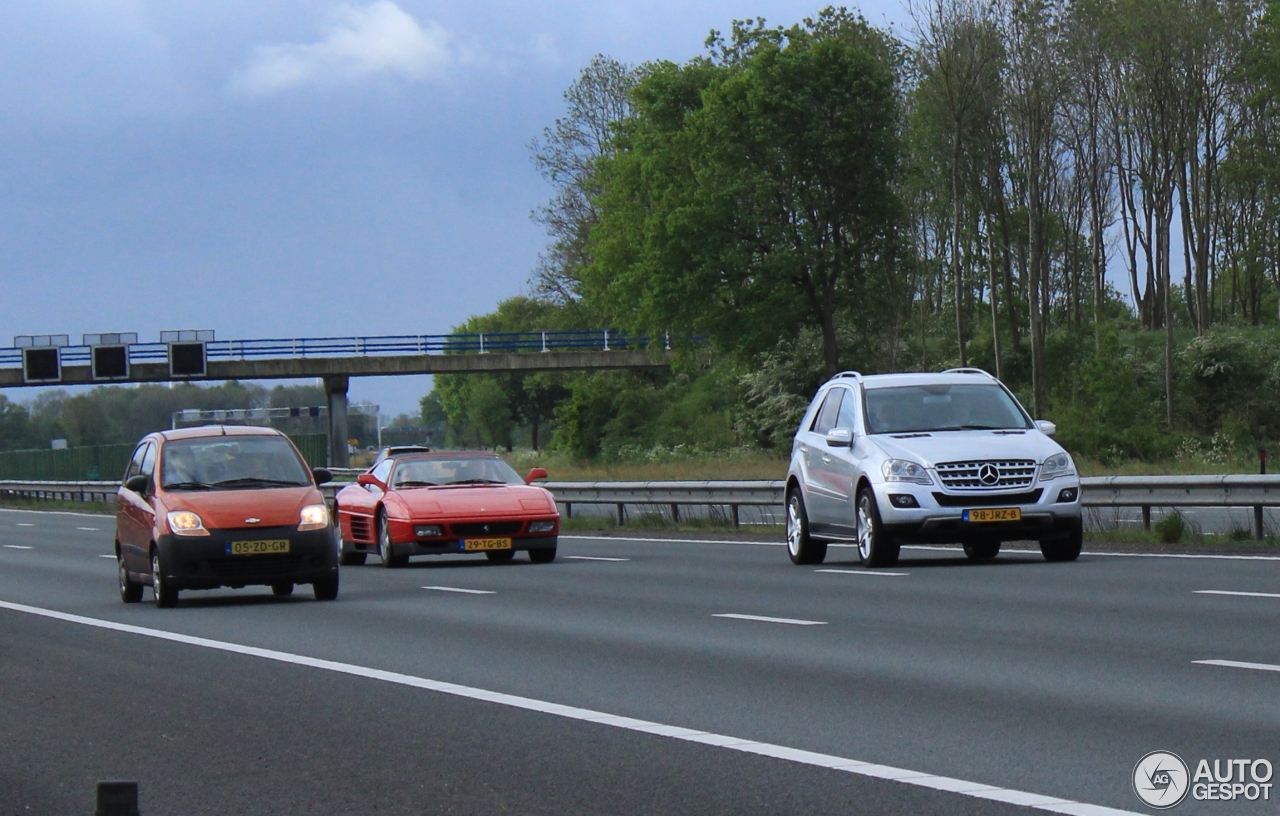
{"left": 2, "top": 545, "right": 33, "bottom": 550}
{"left": 0, "top": 507, "right": 110, "bottom": 520}
{"left": 422, "top": 586, "right": 496, "bottom": 595}
{"left": 569, "top": 535, "right": 1280, "bottom": 562}
{"left": 0, "top": 599, "right": 1140, "bottom": 816}
{"left": 815, "top": 569, "right": 908, "bottom": 577}
{"left": 713, "top": 613, "right": 827, "bottom": 626}
{"left": 77, "top": 527, "right": 100, "bottom": 531}
{"left": 16, "top": 523, "right": 34, "bottom": 527}
{"left": 1195, "top": 659, "right": 1280, "bottom": 674}
{"left": 1195, "top": 590, "right": 1280, "bottom": 599}
{"left": 565, "top": 556, "right": 631, "bottom": 562}
{"left": 99, "top": 555, "right": 117, "bottom": 559}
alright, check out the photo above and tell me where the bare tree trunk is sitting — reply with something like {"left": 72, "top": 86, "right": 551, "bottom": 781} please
{"left": 953, "top": 130, "right": 967, "bottom": 366}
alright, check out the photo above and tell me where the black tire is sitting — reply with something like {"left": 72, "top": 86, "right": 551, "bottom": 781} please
{"left": 339, "top": 550, "right": 367, "bottom": 566}
{"left": 485, "top": 550, "right": 516, "bottom": 563}
{"left": 378, "top": 513, "right": 407, "bottom": 568}
{"left": 271, "top": 582, "right": 294, "bottom": 596}
{"left": 1040, "top": 524, "right": 1083, "bottom": 562}
{"left": 528, "top": 547, "right": 557, "bottom": 564}
{"left": 151, "top": 550, "right": 178, "bottom": 608}
{"left": 118, "top": 551, "right": 143, "bottom": 604}
{"left": 785, "top": 489, "right": 827, "bottom": 565}
{"left": 963, "top": 541, "right": 1001, "bottom": 562}
{"left": 313, "top": 572, "right": 339, "bottom": 601}
{"left": 856, "top": 488, "right": 899, "bottom": 568}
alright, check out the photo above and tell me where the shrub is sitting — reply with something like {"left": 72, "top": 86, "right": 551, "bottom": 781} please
{"left": 1154, "top": 511, "right": 1187, "bottom": 544}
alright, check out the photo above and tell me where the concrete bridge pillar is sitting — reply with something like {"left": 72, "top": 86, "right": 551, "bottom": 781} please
{"left": 324, "top": 375, "right": 350, "bottom": 468}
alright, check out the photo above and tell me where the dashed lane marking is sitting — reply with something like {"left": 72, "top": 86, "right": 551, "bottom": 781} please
{"left": 815, "top": 569, "right": 908, "bottom": 577}
{"left": 16, "top": 523, "right": 34, "bottom": 527}
{"left": 77, "top": 527, "right": 100, "bottom": 531}
{"left": 3, "top": 545, "right": 34, "bottom": 550}
{"left": 422, "top": 586, "right": 496, "bottom": 595}
{"left": 99, "top": 555, "right": 116, "bottom": 559}
{"left": 565, "top": 556, "right": 631, "bottom": 562}
{"left": 1195, "top": 659, "right": 1280, "bottom": 673}
{"left": 713, "top": 613, "right": 827, "bottom": 626}
{"left": 0, "top": 599, "right": 1141, "bottom": 816}
{"left": 1195, "top": 590, "right": 1280, "bottom": 599}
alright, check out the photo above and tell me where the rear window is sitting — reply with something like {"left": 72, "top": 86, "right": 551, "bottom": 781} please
{"left": 161, "top": 436, "right": 311, "bottom": 489}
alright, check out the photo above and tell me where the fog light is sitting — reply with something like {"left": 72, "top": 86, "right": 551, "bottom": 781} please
{"left": 889, "top": 494, "right": 919, "bottom": 509}
{"left": 1056, "top": 488, "right": 1078, "bottom": 503}
{"left": 414, "top": 525, "right": 443, "bottom": 537}
{"left": 528, "top": 520, "right": 557, "bottom": 533}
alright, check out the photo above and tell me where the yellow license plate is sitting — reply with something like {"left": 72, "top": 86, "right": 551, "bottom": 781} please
{"left": 229, "top": 539, "right": 291, "bottom": 555}
{"left": 964, "top": 508, "right": 1021, "bottom": 523}
{"left": 464, "top": 537, "right": 512, "bottom": 551}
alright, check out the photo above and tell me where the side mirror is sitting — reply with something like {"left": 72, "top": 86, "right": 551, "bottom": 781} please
{"left": 526, "top": 467, "right": 549, "bottom": 484}
{"left": 357, "top": 473, "right": 385, "bottom": 490}
{"left": 125, "top": 474, "right": 150, "bottom": 495}
{"left": 1034, "top": 420, "right": 1057, "bottom": 436}
{"left": 312, "top": 467, "right": 332, "bottom": 486}
{"left": 824, "top": 428, "right": 853, "bottom": 448}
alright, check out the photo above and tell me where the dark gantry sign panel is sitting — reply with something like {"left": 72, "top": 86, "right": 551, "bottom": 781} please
{"left": 22, "top": 348, "right": 61, "bottom": 383}
{"left": 92, "top": 346, "right": 130, "bottom": 380}
{"left": 169, "top": 342, "right": 207, "bottom": 377}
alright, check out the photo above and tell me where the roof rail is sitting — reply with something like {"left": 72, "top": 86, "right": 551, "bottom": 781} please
{"left": 827, "top": 370, "right": 863, "bottom": 382}
{"left": 941, "top": 367, "right": 995, "bottom": 378}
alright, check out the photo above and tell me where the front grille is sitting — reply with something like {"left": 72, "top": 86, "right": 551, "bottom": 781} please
{"left": 450, "top": 521, "right": 522, "bottom": 537}
{"left": 932, "top": 489, "right": 1042, "bottom": 507}
{"left": 199, "top": 554, "right": 323, "bottom": 580}
{"left": 936, "top": 459, "right": 1037, "bottom": 491}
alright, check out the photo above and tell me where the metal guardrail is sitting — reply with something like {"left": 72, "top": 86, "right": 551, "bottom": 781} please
{"left": 0, "top": 330, "right": 664, "bottom": 368}
{"left": 6, "top": 474, "right": 1280, "bottom": 536}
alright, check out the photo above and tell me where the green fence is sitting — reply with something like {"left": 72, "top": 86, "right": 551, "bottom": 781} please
{"left": 0, "top": 433, "right": 329, "bottom": 480}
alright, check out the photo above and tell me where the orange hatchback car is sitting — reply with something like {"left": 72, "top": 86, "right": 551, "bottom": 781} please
{"left": 115, "top": 426, "right": 339, "bottom": 607}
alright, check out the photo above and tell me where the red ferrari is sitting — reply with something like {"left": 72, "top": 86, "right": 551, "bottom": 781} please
{"left": 334, "top": 452, "right": 559, "bottom": 567}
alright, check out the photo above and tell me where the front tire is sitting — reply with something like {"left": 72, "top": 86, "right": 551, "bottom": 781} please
{"left": 271, "top": 582, "right": 294, "bottom": 596}
{"left": 856, "top": 488, "right": 899, "bottom": 568}
{"left": 378, "top": 513, "right": 407, "bottom": 568}
{"left": 528, "top": 547, "right": 556, "bottom": 564}
{"left": 151, "top": 550, "right": 178, "bottom": 608}
{"left": 1040, "top": 524, "right": 1083, "bottom": 562}
{"left": 963, "top": 541, "right": 1000, "bottom": 562}
{"left": 486, "top": 550, "right": 515, "bottom": 564}
{"left": 337, "top": 523, "right": 367, "bottom": 566}
{"left": 118, "top": 551, "right": 143, "bottom": 604}
{"left": 786, "top": 489, "right": 827, "bottom": 565}
{"left": 313, "top": 572, "right": 339, "bottom": 601}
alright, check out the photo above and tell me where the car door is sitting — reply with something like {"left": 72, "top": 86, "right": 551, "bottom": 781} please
{"left": 117, "top": 441, "right": 155, "bottom": 571}
{"left": 822, "top": 386, "right": 864, "bottom": 535}
{"left": 803, "top": 387, "right": 847, "bottom": 531}
{"left": 344, "top": 459, "right": 392, "bottom": 544}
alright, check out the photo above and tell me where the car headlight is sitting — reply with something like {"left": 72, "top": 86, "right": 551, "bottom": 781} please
{"left": 414, "top": 525, "right": 443, "bottom": 538}
{"left": 167, "top": 510, "right": 209, "bottom": 537}
{"left": 528, "top": 520, "right": 557, "bottom": 533}
{"left": 1039, "top": 452, "right": 1075, "bottom": 481}
{"left": 882, "top": 459, "right": 933, "bottom": 485}
{"left": 298, "top": 504, "right": 330, "bottom": 531}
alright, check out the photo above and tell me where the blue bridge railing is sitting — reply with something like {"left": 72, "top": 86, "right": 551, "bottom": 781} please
{"left": 0, "top": 330, "right": 668, "bottom": 368}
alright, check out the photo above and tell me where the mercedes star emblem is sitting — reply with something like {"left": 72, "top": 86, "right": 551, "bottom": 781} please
{"left": 977, "top": 464, "right": 1000, "bottom": 486}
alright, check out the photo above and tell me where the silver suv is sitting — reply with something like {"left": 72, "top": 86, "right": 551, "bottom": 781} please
{"left": 785, "top": 369, "right": 1082, "bottom": 567}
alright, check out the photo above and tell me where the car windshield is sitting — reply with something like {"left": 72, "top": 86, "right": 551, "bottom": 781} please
{"left": 864, "top": 384, "right": 1031, "bottom": 434}
{"left": 161, "top": 436, "right": 312, "bottom": 489}
{"left": 391, "top": 456, "right": 524, "bottom": 488}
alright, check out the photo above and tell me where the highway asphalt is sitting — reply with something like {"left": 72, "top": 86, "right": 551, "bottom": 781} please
{"left": 2, "top": 507, "right": 1279, "bottom": 815}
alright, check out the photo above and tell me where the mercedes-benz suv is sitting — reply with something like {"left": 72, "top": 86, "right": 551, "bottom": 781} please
{"left": 785, "top": 369, "right": 1082, "bottom": 567}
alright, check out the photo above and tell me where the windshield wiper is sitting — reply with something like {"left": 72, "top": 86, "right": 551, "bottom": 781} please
{"left": 394, "top": 480, "right": 438, "bottom": 488}
{"left": 446, "top": 479, "right": 505, "bottom": 486}
{"left": 934, "top": 424, "right": 1004, "bottom": 431}
{"left": 163, "top": 481, "right": 212, "bottom": 490}
{"left": 212, "top": 477, "right": 309, "bottom": 488}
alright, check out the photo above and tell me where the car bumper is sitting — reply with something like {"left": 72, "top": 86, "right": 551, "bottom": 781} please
{"left": 157, "top": 525, "right": 338, "bottom": 591}
{"left": 876, "top": 478, "right": 1082, "bottom": 544}
{"left": 387, "top": 535, "right": 559, "bottom": 557}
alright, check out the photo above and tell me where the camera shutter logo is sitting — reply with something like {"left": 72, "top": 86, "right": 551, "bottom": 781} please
{"left": 1134, "top": 751, "right": 1190, "bottom": 809}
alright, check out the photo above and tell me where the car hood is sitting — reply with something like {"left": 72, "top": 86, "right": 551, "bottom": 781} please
{"left": 395, "top": 484, "right": 557, "bottom": 517}
{"left": 164, "top": 486, "right": 323, "bottom": 529}
{"left": 868, "top": 431, "right": 1065, "bottom": 468}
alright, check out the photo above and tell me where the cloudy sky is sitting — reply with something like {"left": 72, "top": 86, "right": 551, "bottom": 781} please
{"left": 0, "top": 0, "right": 909, "bottom": 418}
